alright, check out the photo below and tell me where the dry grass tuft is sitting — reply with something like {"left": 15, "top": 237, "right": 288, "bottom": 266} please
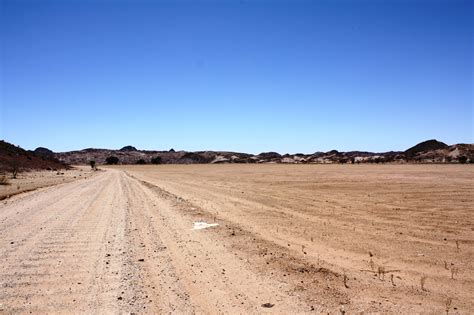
{"left": 420, "top": 275, "right": 427, "bottom": 291}
{"left": 445, "top": 297, "right": 452, "bottom": 315}
{"left": 343, "top": 272, "right": 349, "bottom": 288}
{"left": 369, "top": 258, "right": 375, "bottom": 271}
{"left": 377, "top": 266, "right": 386, "bottom": 280}
{"left": 450, "top": 266, "right": 459, "bottom": 280}
{"left": 444, "top": 261, "right": 449, "bottom": 270}
{"left": 0, "top": 175, "right": 10, "bottom": 185}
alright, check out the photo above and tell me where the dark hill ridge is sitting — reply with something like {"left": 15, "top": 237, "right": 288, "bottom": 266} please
{"left": 1, "top": 139, "right": 473, "bottom": 170}
{"left": 0, "top": 141, "right": 67, "bottom": 173}
{"left": 34, "top": 147, "right": 54, "bottom": 156}
{"left": 405, "top": 139, "right": 448, "bottom": 157}
{"left": 120, "top": 146, "right": 137, "bottom": 152}
{"left": 53, "top": 139, "right": 473, "bottom": 165}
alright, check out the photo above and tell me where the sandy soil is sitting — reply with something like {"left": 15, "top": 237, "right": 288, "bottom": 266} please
{"left": 0, "top": 164, "right": 472, "bottom": 314}
{"left": 0, "top": 167, "right": 94, "bottom": 200}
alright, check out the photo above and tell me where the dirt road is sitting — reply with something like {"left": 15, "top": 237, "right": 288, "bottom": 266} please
{"left": 0, "top": 169, "right": 317, "bottom": 314}
{"left": 1, "top": 165, "right": 472, "bottom": 314}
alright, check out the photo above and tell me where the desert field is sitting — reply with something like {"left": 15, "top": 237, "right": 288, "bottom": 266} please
{"left": 0, "top": 164, "right": 473, "bottom": 313}
{"left": 0, "top": 167, "right": 93, "bottom": 200}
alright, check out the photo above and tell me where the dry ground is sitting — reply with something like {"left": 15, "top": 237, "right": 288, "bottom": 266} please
{"left": 0, "top": 167, "right": 93, "bottom": 200}
{"left": 0, "top": 164, "right": 472, "bottom": 314}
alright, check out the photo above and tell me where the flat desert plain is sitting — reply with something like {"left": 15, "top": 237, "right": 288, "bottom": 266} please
{"left": 0, "top": 164, "right": 472, "bottom": 314}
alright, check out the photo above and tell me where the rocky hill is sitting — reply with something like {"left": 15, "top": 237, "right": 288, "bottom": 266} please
{"left": 404, "top": 139, "right": 448, "bottom": 158}
{"left": 2, "top": 139, "right": 472, "bottom": 170}
{"left": 52, "top": 140, "right": 473, "bottom": 165}
{"left": 0, "top": 140, "right": 68, "bottom": 173}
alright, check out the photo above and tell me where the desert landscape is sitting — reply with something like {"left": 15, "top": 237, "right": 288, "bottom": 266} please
{"left": 2, "top": 1, "right": 472, "bottom": 313}
{"left": 1, "top": 164, "right": 472, "bottom": 313}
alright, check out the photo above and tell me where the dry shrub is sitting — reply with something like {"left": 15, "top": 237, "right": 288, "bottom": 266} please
{"left": 450, "top": 267, "right": 459, "bottom": 279}
{"left": 343, "top": 272, "right": 349, "bottom": 288}
{"left": 420, "top": 275, "right": 427, "bottom": 291}
{"left": 445, "top": 297, "right": 452, "bottom": 315}
{"left": 0, "top": 175, "right": 10, "bottom": 185}
{"left": 378, "top": 266, "right": 386, "bottom": 280}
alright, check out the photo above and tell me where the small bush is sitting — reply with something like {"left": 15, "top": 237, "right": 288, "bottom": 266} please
{"left": 0, "top": 175, "right": 10, "bottom": 185}
{"left": 458, "top": 156, "right": 467, "bottom": 164}
{"left": 136, "top": 159, "right": 146, "bottom": 165}
{"left": 105, "top": 156, "right": 119, "bottom": 165}
{"left": 151, "top": 156, "right": 162, "bottom": 164}
{"left": 89, "top": 160, "right": 96, "bottom": 170}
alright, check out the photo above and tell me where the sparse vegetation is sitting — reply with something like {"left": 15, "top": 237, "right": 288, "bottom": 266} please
{"left": 369, "top": 259, "right": 375, "bottom": 271}
{"left": 135, "top": 159, "right": 146, "bottom": 165}
{"left": 151, "top": 156, "right": 162, "bottom": 164}
{"left": 11, "top": 159, "right": 19, "bottom": 179}
{"left": 343, "top": 272, "right": 349, "bottom": 288}
{"left": 420, "top": 275, "right": 427, "bottom": 291}
{"left": 450, "top": 266, "right": 458, "bottom": 279}
{"left": 377, "top": 266, "right": 385, "bottom": 280}
{"left": 0, "top": 175, "right": 10, "bottom": 185}
{"left": 1, "top": 163, "right": 472, "bottom": 312}
{"left": 89, "top": 160, "right": 96, "bottom": 170}
{"left": 445, "top": 297, "right": 452, "bottom": 315}
{"left": 105, "top": 156, "right": 119, "bottom": 165}
{"left": 458, "top": 156, "right": 467, "bottom": 164}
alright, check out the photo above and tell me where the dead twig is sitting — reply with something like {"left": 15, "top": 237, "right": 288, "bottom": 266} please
{"left": 445, "top": 297, "right": 452, "bottom": 315}
{"left": 450, "top": 267, "right": 458, "bottom": 280}
{"left": 420, "top": 276, "right": 427, "bottom": 291}
{"left": 343, "top": 272, "right": 349, "bottom": 288}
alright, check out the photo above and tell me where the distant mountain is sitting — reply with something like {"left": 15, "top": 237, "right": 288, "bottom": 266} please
{"left": 34, "top": 147, "right": 54, "bottom": 157}
{"left": 0, "top": 141, "right": 67, "bottom": 173}
{"left": 2, "top": 139, "right": 473, "bottom": 170}
{"left": 405, "top": 139, "right": 448, "bottom": 157}
{"left": 52, "top": 140, "right": 473, "bottom": 165}
{"left": 405, "top": 142, "right": 473, "bottom": 163}
{"left": 119, "top": 145, "right": 137, "bottom": 152}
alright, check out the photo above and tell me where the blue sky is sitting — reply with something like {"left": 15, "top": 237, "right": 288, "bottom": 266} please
{"left": 1, "top": 0, "right": 472, "bottom": 153}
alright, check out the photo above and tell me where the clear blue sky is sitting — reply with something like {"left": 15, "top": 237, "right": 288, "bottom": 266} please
{"left": 1, "top": 0, "right": 472, "bottom": 154}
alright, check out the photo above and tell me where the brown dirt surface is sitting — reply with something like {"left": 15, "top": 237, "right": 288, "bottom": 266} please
{"left": 0, "top": 167, "right": 94, "bottom": 200}
{"left": 0, "top": 164, "right": 472, "bottom": 313}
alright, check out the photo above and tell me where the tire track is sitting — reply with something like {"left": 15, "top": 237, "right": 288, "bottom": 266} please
{"left": 0, "top": 170, "right": 128, "bottom": 313}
